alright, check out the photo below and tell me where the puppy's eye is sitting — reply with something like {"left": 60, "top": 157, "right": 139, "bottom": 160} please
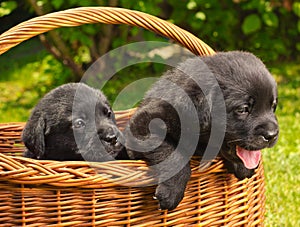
{"left": 271, "top": 100, "right": 277, "bottom": 112}
{"left": 73, "top": 119, "right": 85, "bottom": 129}
{"left": 235, "top": 104, "right": 250, "bottom": 115}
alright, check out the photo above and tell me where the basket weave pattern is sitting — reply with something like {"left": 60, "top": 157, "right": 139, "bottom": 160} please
{"left": 0, "top": 7, "right": 265, "bottom": 226}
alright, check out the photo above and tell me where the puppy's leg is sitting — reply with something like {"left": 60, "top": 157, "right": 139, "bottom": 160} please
{"left": 155, "top": 161, "right": 191, "bottom": 210}
{"left": 126, "top": 134, "right": 191, "bottom": 210}
{"left": 140, "top": 140, "right": 191, "bottom": 211}
{"left": 126, "top": 103, "right": 191, "bottom": 210}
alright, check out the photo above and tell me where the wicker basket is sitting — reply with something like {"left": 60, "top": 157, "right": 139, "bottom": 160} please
{"left": 0, "top": 7, "right": 265, "bottom": 226}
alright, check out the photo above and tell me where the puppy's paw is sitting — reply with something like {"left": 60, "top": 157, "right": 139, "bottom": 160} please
{"left": 154, "top": 183, "right": 185, "bottom": 211}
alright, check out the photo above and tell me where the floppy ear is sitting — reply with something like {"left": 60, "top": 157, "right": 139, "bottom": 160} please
{"left": 22, "top": 116, "right": 46, "bottom": 159}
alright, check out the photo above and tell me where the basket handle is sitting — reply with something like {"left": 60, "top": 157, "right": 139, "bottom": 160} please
{"left": 0, "top": 7, "right": 215, "bottom": 56}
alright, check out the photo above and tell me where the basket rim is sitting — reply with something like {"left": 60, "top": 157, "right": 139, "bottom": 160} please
{"left": 0, "top": 152, "right": 227, "bottom": 188}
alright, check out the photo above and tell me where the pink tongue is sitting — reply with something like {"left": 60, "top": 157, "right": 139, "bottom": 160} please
{"left": 236, "top": 146, "right": 261, "bottom": 169}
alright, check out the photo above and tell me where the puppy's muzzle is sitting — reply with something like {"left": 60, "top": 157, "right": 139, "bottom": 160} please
{"left": 256, "top": 121, "right": 279, "bottom": 148}
{"left": 102, "top": 127, "right": 118, "bottom": 145}
{"left": 98, "top": 126, "right": 124, "bottom": 147}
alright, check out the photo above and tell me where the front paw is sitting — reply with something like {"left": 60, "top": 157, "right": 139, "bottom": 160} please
{"left": 154, "top": 183, "right": 185, "bottom": 210}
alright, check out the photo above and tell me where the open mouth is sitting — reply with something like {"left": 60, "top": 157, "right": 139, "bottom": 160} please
{"left": 101, "top": 140, "right": 124, "bottom": 155}
{"left": 236, "top": 146, "right": 262, "bottom": 169}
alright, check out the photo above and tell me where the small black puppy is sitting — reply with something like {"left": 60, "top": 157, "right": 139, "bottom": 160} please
{"left": 22, "top": 83, "right": 125, "bottom": 161}
{"left": 125, "top": 51, "right": 279, "bottom": 210}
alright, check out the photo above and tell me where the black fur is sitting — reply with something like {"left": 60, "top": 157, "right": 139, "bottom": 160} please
{"left": 22, "top": 83, "right": 125, "bottom": 161}
{"left": 125, "top": 51, "right": 279, "bottom": 210}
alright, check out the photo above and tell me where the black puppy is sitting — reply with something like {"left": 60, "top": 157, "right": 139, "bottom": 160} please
{"left": 125, "top": 51, "right": 279, "bottom": 210}
{"left": 22, "top": 83, "right": 125, "bottom": 161}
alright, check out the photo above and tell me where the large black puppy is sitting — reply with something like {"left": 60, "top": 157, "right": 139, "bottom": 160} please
{"left": 22, "top": 83, "right": 125, "bottom": 161}
{"left": 125, "top": 51, "right": 279, "bottom": 210}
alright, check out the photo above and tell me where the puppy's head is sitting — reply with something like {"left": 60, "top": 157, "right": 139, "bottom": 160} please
{"left": 72, "top": 83, "right": 124, "bottom": 161}
{"left": 205, "top": 51, "right": 279, "bottom": 179}
{"left": 22, "top": 83, "right": 124, "bottom": 161}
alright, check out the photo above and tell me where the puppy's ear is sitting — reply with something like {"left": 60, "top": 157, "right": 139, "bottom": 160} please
{"left": 22, "top": 116, "right": 47, "bottom": 159}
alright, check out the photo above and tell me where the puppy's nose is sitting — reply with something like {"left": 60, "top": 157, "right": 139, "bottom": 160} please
{"left": 262, "top": 129, "right": 279, "bottom": 143}
{"left": 99, "top": 127, "right": 118, "bottom": 145}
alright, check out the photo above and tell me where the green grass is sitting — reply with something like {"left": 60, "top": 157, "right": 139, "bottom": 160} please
{"left": 264, "top": 63, "right": 300, "bottom": 227}
{"left": 0, "top": 38, "right": 71, "bottom": 122}
{"left": 0, "top": 40, "right": 299, "bottom": 226}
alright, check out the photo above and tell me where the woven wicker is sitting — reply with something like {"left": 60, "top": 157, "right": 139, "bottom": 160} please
{"left": 0, "top": 7, "right": 265, "bottom": 226}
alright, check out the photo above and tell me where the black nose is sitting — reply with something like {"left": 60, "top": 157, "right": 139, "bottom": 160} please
{"left": 262, "top": 129, "right": 279, "bottom": 144}
{"left": 99, "top": 127, "right": 118, "bottom": 145}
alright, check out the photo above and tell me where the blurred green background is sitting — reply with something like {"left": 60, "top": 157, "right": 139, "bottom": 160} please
{"left": 0, "top": 1, "right": 299, "bottom": 226}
